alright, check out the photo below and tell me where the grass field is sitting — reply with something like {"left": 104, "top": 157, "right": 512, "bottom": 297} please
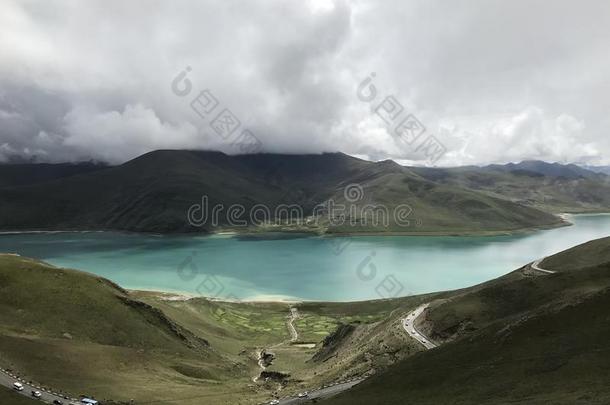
{"left": 130, "top": 292, "right": 442, "bottom": 398}
{"left": 132, "top": 293, "right": 293, "bottom": 354}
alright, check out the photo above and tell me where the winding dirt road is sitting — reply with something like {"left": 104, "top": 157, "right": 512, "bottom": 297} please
{"left": 530, "top": 257, "right": 556, "bottom": 274}
{"left": 287, "top": 307, "right": 299, "bottom": 342}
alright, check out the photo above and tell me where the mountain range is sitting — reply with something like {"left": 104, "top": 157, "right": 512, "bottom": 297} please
{"left": 1, "top": 151, "right": 610, "bottom": 234}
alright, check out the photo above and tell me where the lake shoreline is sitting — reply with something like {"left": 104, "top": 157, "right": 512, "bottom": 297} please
{"left": 2, "top": 213, "right": 609, "bottom": 303}
{"left": 131, "top": 289, "right": 305, "bottom": 304}
{"left": 0, "top": 212, "right": 577, "bottom": 238}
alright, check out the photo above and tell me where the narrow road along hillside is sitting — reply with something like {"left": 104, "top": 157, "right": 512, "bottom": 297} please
{"left": 401, "top": 304, "right": 437, "bottom": 349}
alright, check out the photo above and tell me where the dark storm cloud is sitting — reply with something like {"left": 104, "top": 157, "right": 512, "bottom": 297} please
{"left": 1, "top": 0, "right": 609, "bottom": 165}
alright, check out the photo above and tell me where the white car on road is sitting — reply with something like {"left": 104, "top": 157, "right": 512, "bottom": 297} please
{"left": 13, "top": 382, "right": 24, "bottom": 391}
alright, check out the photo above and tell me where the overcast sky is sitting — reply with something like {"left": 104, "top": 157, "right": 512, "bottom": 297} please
{"left": 1, "top": 0, "right": 609, "bottom": 166}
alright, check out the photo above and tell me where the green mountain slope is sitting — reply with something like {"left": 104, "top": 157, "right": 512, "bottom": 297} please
{"left": 0, "top": 151, "right": 565, "bottom": 234}
{"left": 0, "top": 254, "right": 210, "bottom": 351}
{"left": 540, "top": 235, "right": 610, "bottom": 271}
{"left": 0, "top": 162, "right": 106, "bottom": 188}
{"left": 0, "top": 254, "right": 245, "bottom": 404}
{"left": 412, "top": 161, "right": 610, "bottom": 213}
{"left": 0, "top": 253, "right": 416, "bottom": 404}
{"left": 488, "top": 160, "right": 601, "bottom": 179}
{"left": 322, "top": 237, "right": 610, "bottom": 405}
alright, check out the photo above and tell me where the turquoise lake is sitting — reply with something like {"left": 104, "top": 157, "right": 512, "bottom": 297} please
{"left": 1, "top": 214, "right": 609, "bottom": 301}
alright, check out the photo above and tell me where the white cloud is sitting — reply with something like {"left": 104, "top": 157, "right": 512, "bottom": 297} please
{"left": 0, "top": 0, "right": 609, "bottom": 166}
{"left": 63, "top": 104, "right": 200, "bottom": 163}
{"left": 440, "top": 107, "right": 599, "bottom": 166}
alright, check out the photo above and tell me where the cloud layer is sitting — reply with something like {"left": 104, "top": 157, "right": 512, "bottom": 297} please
{"left": 1, "top": 0, "right": 609, "bottom": 166}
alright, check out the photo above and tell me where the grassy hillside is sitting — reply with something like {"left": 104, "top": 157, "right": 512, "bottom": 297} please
{"left": 540, "top": 235, "right": 610, "bottom": 271}
{"left": 0, "top": 162, "right": 106, "bottom": 187}
{"left": 0, "top": 254, "right": 427, "bottom": 404}
{"left": 412, "top": 161, "right": 610, "bottom": 213}
{"left": 3, "top": 237, "right": 610, "bottom": 404}
{"left": 324, "top": 169, "right": 561, "bottom": 234}
{"left": 0, "top": 255, "right": 211, "bottom": 351}
{"left": 0, "top": 386, "right": 38, "bottom": 404}
{"left": 292, "top": 293, "right": 448, "bottom": 385}
{"left": 0, "top": 254, "right": 253, "bottom": 404}
{"left": 131, "top": 291, "right": 443, "bottom": 397}
{"left": 0, "top": 150, "right": 565, "bottom": 234}
{"left": 324, "top": 287, "right": 610, "bottom": 405}
{"left": 321, "top": 237, "right": 610, "bottom": 404}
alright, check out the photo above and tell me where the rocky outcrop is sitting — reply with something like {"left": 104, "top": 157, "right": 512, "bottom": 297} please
{"left": 312, "top": 323, "right": 355, "bottom": 363}
{"left": 258, "top": 349, "right": 276, "bottom": 368}
{"left": 258, "top": 370, "right": 290, "bottom": 382}
{"left": 118, "top": 295, "right": 210, "bottom": 350}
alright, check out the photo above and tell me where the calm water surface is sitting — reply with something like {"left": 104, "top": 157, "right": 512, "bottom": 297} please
{"left": 1, "top": 214, "right": 609, "bottom": 301}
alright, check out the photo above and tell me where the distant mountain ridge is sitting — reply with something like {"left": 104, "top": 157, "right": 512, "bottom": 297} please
{"left": 579, "top": 164, "right": 610, "bottom": 176}
{"left": 2, "top": 151, "right": 609, "bottom": 234}
{"left": 412, "top": 159, "right": 610, "bottom": 213}
{"left": 486, "top": 160, "right": 603, "bottom": 179}
{"left": 0, "top": 161, "right": 107, "bottom": 187}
